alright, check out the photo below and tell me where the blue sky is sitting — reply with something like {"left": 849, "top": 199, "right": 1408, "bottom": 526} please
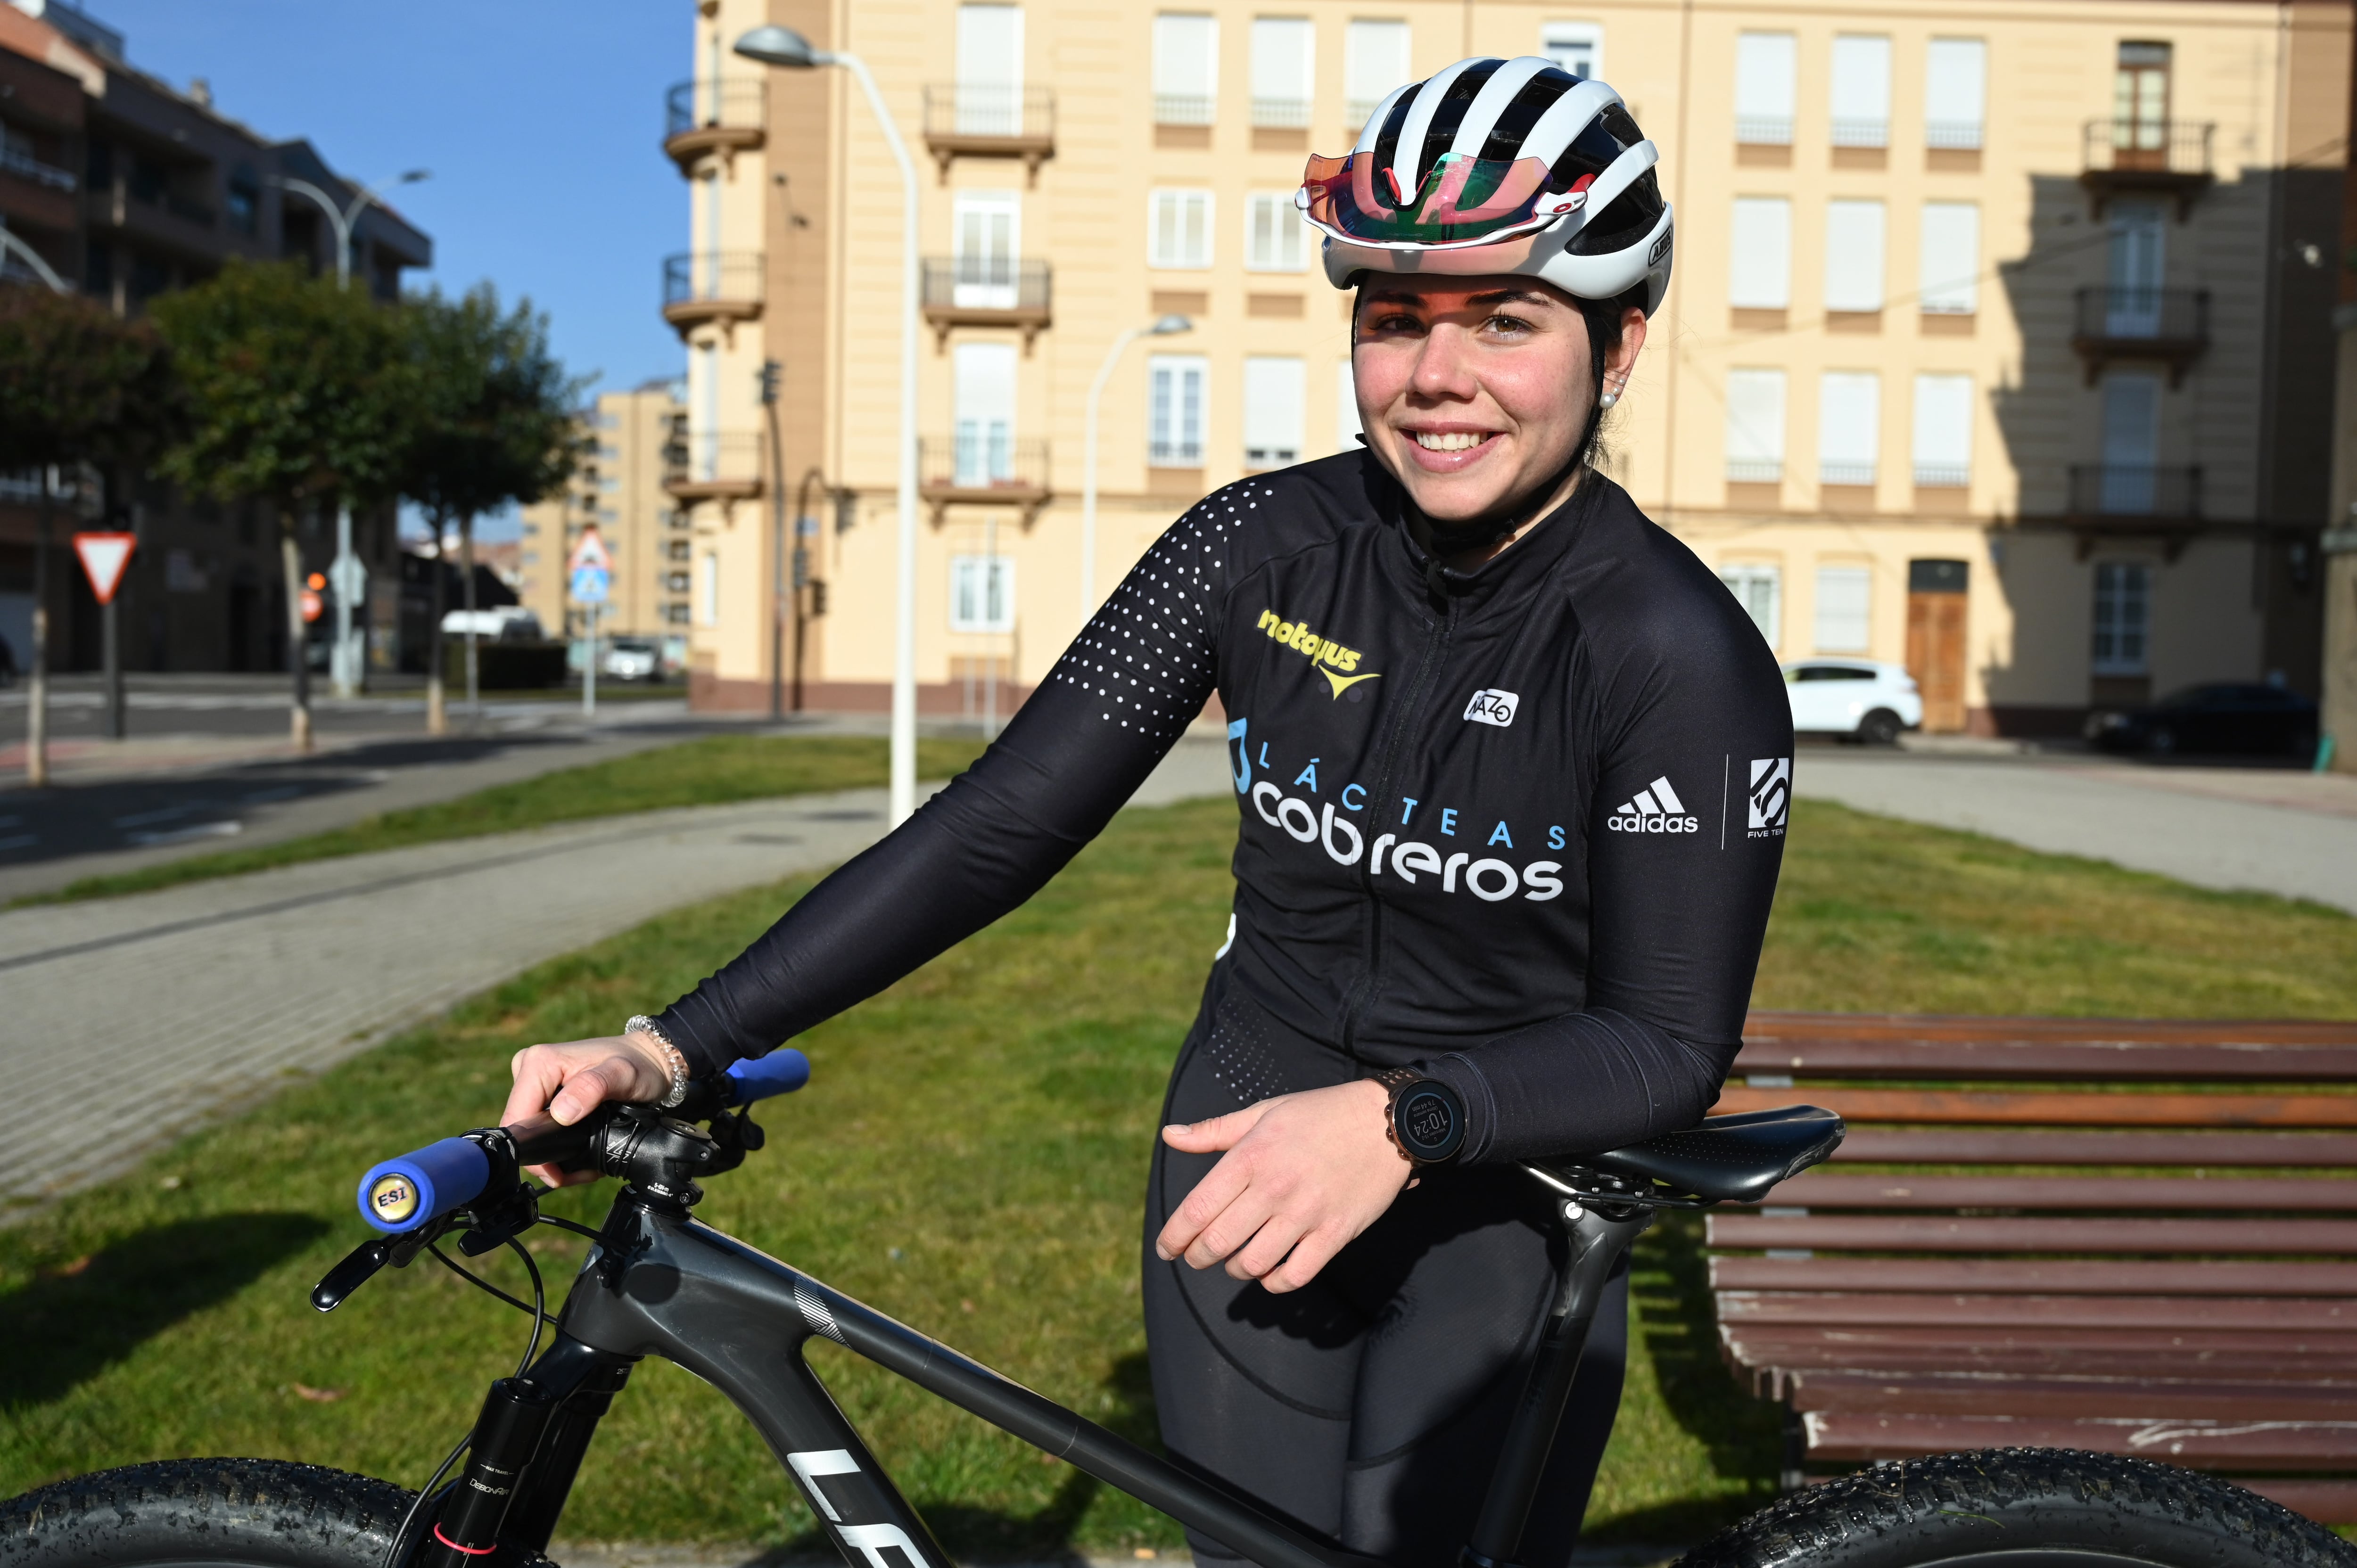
{"left": 86, "top": 0, "right": 692, "bottom": 536}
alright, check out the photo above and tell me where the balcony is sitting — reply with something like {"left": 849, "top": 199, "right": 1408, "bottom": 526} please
{"left": 1154, "top": 94, "right": 1216, "bottom": 127}
{"left": 2061, "top": 464, "right": 2202, "bottom": 557}
{"left": 2081, "top": 120, "right": 2214, "bottom": 218}
{"left": 1253, "top": 97, "right": 1311, "bottom": 129}
{"left": 664, "top": 431, "right": 763, "bottom": 504}
{"left": 0, "top": 142, "right": 74, "bottom": 192}
{"left": 920, "top": 257, "right": 1051, "bottom": 351}
{"left": 918, "top": 435, "right": 1050, "bottom": 524}
{"left": 921, "top": 85, "right": 1055, "bottom": 183}
{"left": 661, "top": 252, "right": 762, "bottom": 341}
{"left": 2071, "top": 287, "right": 2210, "bottom": 386}
{"left": 663, "top": 78, "right": 765, "bottom": 172}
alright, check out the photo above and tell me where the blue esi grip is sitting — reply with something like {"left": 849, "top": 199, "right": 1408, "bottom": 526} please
{"left": 725, "top": 1049, "right": 811, "bottom": 1106}
{"left": 356, "top": 1135, "right": 490, "bottom": 1234}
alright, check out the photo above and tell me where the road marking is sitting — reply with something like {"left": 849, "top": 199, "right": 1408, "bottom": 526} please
{"left": 125, "top": 821, "right": 242, "bottom": 847}
{"left": 112, "top": 806, "right": 190, "bottom": 828}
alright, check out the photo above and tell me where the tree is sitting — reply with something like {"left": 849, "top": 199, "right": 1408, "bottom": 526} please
{"left": 150, "top": 260, "right": 416, "bottom": 751}
{"left": 0, "top": 283, "right": 183, "bottom": 784}
{"left": 398, "top": 285, "right": 583, "bottom": 732}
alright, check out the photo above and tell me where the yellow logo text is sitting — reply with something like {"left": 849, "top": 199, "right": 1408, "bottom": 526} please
{"left": 1257, "top": 609, "right": 1379, "bottom": 704}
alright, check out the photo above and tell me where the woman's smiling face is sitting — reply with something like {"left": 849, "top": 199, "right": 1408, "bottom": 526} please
{"left": 1351, "top": 274, "right": 1642, "bottom": 529}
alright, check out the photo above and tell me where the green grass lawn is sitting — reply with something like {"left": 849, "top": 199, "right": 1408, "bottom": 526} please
{"left": 2, "top": 797, "right": 2353, "bottom": 1554}
{"left": 19, "top": 735, "right": 987, "bottom": 908}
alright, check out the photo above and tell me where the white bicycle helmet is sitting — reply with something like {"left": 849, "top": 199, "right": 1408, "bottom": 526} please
{"left": 1297, "top": 57, "right": 1673, "bottom": 316}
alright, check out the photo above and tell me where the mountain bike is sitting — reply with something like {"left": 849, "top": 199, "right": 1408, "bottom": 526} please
{"left": 5, "top": 1055, "right": 2349, "bottom": 1568}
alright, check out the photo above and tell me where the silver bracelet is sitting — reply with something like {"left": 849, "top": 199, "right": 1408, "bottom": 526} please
{"left": 625, "top": 1015, "right": 690, "bottom": 1109}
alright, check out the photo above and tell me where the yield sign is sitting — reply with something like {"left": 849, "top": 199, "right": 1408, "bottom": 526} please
{"left": 74, "top": 532, "right": 136, "bottom": 605}
{"left": 568, "top": 525, "right": 611, "bottom": 574}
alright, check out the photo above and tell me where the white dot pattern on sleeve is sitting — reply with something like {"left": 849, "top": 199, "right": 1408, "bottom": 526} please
{"left": 1047, "top": 483, "right": 1269, "bottom": 744}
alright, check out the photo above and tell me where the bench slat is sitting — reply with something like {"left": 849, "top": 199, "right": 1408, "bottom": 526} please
{"left": 1721, "top": 1322, "right": 2357, "bottom": 1360}
{"left": 1786, "top": 1371, "right": 2357, "bottom": 1420}
{"left": 1707, "top": 1214, "right": 2357, "bottom": 1253}
{"left": 1833, "top": 1128, "right": 2357, "bottom": 1166}
{"left": 1731, "top": 1039, "right": 2357, "bottom": 1081}
{"left": 1709, "top": 1086, "right": 2357, "bottom": 1127}
{"left": 1803, "top": 1410, "right": 2357, "bottom": 1469}
{"left": 1709, "top": 1257, "right": 2357, "bottom": 1296}
{"left": 1746, "top": 1011, "right": 2357, "bottom": 1047}
{"left": 1767, "top": 1173, "right": 2357, "bottom": 1210}
{"left": 1718, "top": 1292, "right": 2357, "bottom": 1331}
{"left": 1724, "top": 1341, "right": 2357, "bottom": 1388}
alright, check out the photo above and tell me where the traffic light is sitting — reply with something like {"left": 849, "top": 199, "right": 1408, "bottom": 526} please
{"left": 306, "top": 572, "right": 327, "bottom": 591}
{"left": 758, "top": 359, "right": 782, "bottom": 404}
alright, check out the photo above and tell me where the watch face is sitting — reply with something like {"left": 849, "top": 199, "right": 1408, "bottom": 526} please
{"left": 1399, "top": 1085, "right": 1464, "bottom": 1160}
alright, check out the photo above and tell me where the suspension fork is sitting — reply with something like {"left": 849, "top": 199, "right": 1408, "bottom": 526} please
{"left": 1461, "top": 1200, "right": 1654, "bottom": 1568}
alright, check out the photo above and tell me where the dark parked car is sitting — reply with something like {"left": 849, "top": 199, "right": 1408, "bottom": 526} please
{"left": 2085, "top": 682, "right": 2319, "bottom": 756}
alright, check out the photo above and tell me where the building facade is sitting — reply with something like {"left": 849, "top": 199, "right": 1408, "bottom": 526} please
{"left": 0, "top": 0, "right": 431, "bottom": 679}
{"left": 675, "top": 0, "right": 2347, "bottom": 734}
{"left": 518, "top": 382, "right": 693, "bottom": 642}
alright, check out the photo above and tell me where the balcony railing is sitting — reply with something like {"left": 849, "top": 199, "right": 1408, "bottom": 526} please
{"left": 0, "top": 143, "right": 74, "bottom": 191}
{"left": 1155, "top": 94, "right": 1216, "bottom": 126}
{"left": 1735, "top": 115, "right": 1794, "bottom": 146}
{"left": 921, "top": 85, "right": 1055, "bottom": 179}
{"left": 663, "top": 78, "right": 765, "bottom": 170}
{"left": 1151, "top": 437, "right": 1204, "bottom": 468}
{"left": 918, "top": 435, "right": 1050, "bottom": 521}
{"left": 1913, "top": 462, "right": 1970, "bottom": 488}
{"left": 1924, "top": 119, "right": 1983, "bottom": 152}
{"left": 1726, "top": 458, "right": 1783, "bottom": 484}
{"left": 664, "top": 430, "right": 763, "bottom": 502}
{"left": 2071, "top": 287, "right": 2210, "bottom": 386}
{"left": 660, "top": 251, "right": 763, "bottom": 336}
{"left": 2068, "top": 464, "right": 2201, "bottom": 519}
{"left": 2084, "top": 118, "right": 2213, "bottom": 177}
{"left": 919, "top": 256, "right": 1052, "bottom": 348}
{"left": 1829, "top": 117, "right": 1888, "bottom": 149}
{"left": 1345, "top": 98, "right": 1389, "bottom": 131}
{"left": 1819, "top": 461, "right": 1876, "bottom": 487}
{"left": 1253, "top": 97, "right": 1312, "bottom": 129}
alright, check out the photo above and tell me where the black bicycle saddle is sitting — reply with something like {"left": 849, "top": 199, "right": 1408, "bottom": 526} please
{"left": 1554, "top": 1104, "right": 1845, "bottom": 1205}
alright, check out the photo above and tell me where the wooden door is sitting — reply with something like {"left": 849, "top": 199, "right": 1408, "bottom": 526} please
{"left": 1906, "top": 559, "right": 1970, "bottom": 732}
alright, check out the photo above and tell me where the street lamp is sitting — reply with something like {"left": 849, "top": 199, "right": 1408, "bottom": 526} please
{"left": 735, "top": 24, "right": 923, "bottom": 828}
{"left": 268, "top": 166, "right": 429, "bottom": 696}
{"left": 0, "top": 230, "right": 70, "bottom": 785}
{"left": 1082, "top": 315, "right": 1194, "bottom": 620}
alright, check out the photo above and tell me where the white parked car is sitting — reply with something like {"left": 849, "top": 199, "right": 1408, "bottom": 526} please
{"left": 1783, "top": 659, "right": 1922, "bottom": 745}
{"left": 601, "top": 638, "right": 663, "bottom": 681}
{"left": 440, "top": 607, "right": 545, "bottom": 642}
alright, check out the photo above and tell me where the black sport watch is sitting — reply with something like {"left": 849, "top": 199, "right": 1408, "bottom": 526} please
{"left": 1373, "top": 1067, "right": 1466, "bottom": 1167}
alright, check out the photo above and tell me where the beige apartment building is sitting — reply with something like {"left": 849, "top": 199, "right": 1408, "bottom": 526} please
{"left": 519, "top": 381, "right": 694, "bottom": 642}
{"left": 670, "top": 0, "right": 2348, "bottom": 733}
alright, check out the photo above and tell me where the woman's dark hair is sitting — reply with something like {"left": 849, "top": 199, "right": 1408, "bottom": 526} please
{"left": 1575, "top": 283, "right": 1649, "bottom": 473}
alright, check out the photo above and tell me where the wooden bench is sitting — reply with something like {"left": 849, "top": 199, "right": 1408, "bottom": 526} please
{"left": 1706, "top": 1010, "right": 2357, "bottom": 1525}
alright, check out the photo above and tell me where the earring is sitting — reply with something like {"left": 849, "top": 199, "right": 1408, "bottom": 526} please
{"left": 1599, "top": 389, "right": 1620, "bottom": 409}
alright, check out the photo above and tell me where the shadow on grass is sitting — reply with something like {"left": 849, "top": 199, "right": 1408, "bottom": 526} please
{"left": 760, "top": 1352, "right": 1162, "bottom": 1562}
{"left": 0, "top": 1212, "right": 330, "bottom": 1409}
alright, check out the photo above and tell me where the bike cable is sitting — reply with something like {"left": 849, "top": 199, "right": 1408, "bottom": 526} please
{"left": 426, "top": 1241, "right": 558, "bottom": 1342}
{"left": 382, "top": 1434, "right": 471, "bottom": 1568}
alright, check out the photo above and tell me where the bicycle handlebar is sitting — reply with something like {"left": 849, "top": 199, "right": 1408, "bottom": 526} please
{"left": 355, "top": 1050, "right": 811, "bottom": 1235}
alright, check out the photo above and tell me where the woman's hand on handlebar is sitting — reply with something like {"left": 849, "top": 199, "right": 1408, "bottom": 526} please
{"left": 1154, "top": 1080, "right": 1413, "bottom": 1294}
{"left": 503, "top": 1034, "right": 673, "bottom": 1186}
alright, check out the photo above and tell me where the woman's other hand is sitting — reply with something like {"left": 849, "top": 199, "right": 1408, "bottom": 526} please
{"left": 502, "top": 1033, "right": 673, "bottom": 1186}
{"left": 1154, "top": 1079, "right": 1413, "bottom": 1293}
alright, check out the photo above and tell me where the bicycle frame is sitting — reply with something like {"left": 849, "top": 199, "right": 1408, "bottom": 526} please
{"left": 418, "top": 1182, "right": 1652, "bottom": 1568}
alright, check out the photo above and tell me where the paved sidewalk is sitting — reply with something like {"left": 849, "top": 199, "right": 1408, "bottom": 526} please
{"left": 1796, "top": 750, "right": 2357, "bottom": 914}
{"left": 1, "top": 738, "right": 1232, "bottom": 1213}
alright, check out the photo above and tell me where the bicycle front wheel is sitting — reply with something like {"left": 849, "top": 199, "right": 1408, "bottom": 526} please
{"left": 1675, "top": 1449, "right": 2357, "bottom": 1568}
{"left": 2, "top": 1459, "right": 428, "bottom": 1568}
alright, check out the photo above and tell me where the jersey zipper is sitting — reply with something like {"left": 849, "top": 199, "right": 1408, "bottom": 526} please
{"left": 1335, "top": 585, "right": 1460, "bottom": 1061}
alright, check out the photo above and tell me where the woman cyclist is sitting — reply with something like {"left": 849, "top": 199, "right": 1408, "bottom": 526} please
{"left": 504, "top": 58, "right": 1791, "bottom": 1568}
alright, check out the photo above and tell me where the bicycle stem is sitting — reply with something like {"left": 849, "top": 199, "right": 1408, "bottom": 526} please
{"left": 1462, "top": 1199, "right": 1654, "bottom": 1568}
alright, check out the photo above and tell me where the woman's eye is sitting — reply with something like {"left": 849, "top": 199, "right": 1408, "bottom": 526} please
{"left": 1485, "top": 314, "right": 1534, "bottom": 335}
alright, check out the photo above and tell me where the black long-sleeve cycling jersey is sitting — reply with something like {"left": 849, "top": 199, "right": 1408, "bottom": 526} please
{"left": 654, "top": 455, "right": 1793, "bottom": 1163}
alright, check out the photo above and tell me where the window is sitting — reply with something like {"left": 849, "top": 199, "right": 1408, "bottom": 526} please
{"left": 950, "top": 553, "right": 1015, "bottom": 632}
{"left": 2097, "top": 373, "right": 2161, "bottom": 512}
{"left": 1345, "top": 20, "right": 1411, "bottom": 128}
{"left": 1244, "top": 357, "right": 1305, "bottom": 468}
{"left": 1724, "top": 368, "right": 1786, "bottom": 482}
{"left": 1245, "top": 192, "right": 1307, "bottom": 271}
{"left": 955, "top": 4, "right": 1024, "bottom": 135}
{"left": 954, "top": 342, "right": 1018, "bottom": 486}
{"left": 1149, "top": 189, "right": 1213, "bottom": 268}
{"left": 665, "top": 571, "right": 692, "bottom": 593}
{"left": 954, "top": 190, "right": 1021, "bottom": 305}
{"left": 1154, "top": 14, "right": 1218, "bottom": 124}
{"left": 697, "top": 550, "right": 719, "bottom": 626}
{"left": 1829, "top": 36, "right": 1890, "bottom": 148}
{"left": 1818, "top": 371, "right": 1880, "bottom": 486}
{"left": 1735, "top": 33, "right": 1796, "bottom": 145}
{"left": 1150, "top": 354, "right": 1207, "bottom": 465}
{"left": 225, "top": 164, "right": 260, "bottom": 235}
{"left": 1251, "top": 18, "right": 1313, "bottom": 128}
{"left": 2091, "top": 562, "right": 2150, "bottom": 675}
{"left": 1918, "top": 203, "right": 1978, "bottom": 314}
{"left": 1540, "top": 21, "right": 1602, "bottom": 79}
{"left": 1911, "top": 373, "right": 1973, "bottom": 487}
{"left": 1719, "top": 563, "right": 1781, "bottom": 645}
{"left": 2106, "top": 199, "right": 2166, "bottom": 336}
{"left": 1925, "top": 39, "right": 1986, "bottom": 150}
{"left": 1335, "top": 360, "right": 1362, "bottom": 450}
{"left": 2115, "top": 41, "right": 2171, "bottom": 156}
{"left": 664, "top": 603, "right": 691, "bottom": 625}
{"left": 1729, "top": 197, "right": 1791, "bottom": 308}
{"left": 1814, "top": 565, "right": 1871, "bottom": 653}
{"left": 1823, "top": 200, "right": 1886, "bottom": 312}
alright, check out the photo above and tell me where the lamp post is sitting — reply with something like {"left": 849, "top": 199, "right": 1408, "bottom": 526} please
{"left": 734, "top": 24, "right": 922, "bottom": 827}
{"left": 1082, "top": 315, "right": 1193, "bottom": 622}
{"left": 270, "top": 169, "right": 428, "bottom": 697}
{"left": 0, "top": 231, "right": 68, "bottom": 788}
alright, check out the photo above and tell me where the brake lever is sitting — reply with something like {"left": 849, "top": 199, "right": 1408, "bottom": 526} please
{"left": 310, "top": 1211, "right": 456, "bottom": 1312}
